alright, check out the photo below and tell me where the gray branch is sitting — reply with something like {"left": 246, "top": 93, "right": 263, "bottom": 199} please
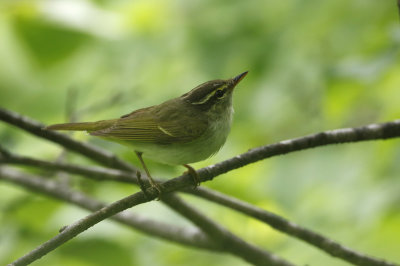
{"left": 195, "top": 121, "right": 400, "bottom": 182}
{"left": 1, "top": 167, "right": 292, "bottom": 266}
{"left": 1, "top": 108, "right": 399, "bottom": 266}
{"left": 0, "top": 108, "right": 292, "bottom": 266}
{"left": 0, "top": 167, "right": 218, "bottom": 251}
{"left": 0, "top": 147, "right": 136, "bottom": 184}
{"left": 190, "top": 188, "right": 398, "bottom": 266}
{"left": 1, "top": 147, "right": 396, "bottom": 266}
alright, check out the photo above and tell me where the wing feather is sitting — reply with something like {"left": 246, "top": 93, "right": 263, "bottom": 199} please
{"left": 90, "top": 105, "right": 208, "bottom": 144}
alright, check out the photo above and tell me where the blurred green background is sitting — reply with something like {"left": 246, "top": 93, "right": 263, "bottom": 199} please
{"left": 0, "top": 0, "right": 400, "bottom": 265}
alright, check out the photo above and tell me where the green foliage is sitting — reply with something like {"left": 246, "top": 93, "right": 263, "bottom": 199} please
{"left": 0, "top": 0, "right": 399, "bottom": 265}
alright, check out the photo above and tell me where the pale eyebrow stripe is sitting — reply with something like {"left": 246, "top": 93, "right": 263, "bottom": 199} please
{"left": 191, "top": 91, "right": 215, "bottom": 105}
{"left": 191, "top": 84, "right": 228, "bottom": 105}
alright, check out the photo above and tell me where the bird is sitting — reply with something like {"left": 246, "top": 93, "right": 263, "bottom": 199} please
{"left": 45, "top": 71, "right": 248, "bottom": 195}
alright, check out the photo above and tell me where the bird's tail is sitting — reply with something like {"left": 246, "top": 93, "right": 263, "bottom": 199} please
{"left": 45, "top": 119, "right": 117, "bottom": 132}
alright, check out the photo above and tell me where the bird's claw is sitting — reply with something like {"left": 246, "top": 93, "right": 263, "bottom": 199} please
{"left": 183, "top": 164, "right": 200, "bottom": 188}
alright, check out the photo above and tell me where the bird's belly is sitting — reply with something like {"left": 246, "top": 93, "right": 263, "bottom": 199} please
{"left": 126, "top": 124, "right": 230, "bottom": 165}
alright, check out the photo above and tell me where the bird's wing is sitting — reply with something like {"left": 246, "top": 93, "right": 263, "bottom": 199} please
{"left": 90, "top": 107, "right": 208, "bottom": 144}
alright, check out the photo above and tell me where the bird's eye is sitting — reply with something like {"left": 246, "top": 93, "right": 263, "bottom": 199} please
{"left": 215, "top": 89, "right": 225, "bottom": 98}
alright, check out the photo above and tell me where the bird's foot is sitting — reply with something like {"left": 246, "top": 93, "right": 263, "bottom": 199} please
{"left": 183, "top": 164, "right": 200, "bottom": 188}
{"left": 136, "top": 171, "right": 162, "bottom": 200}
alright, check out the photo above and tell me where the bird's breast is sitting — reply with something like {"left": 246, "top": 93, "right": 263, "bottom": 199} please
{"left": 131, "top": 107, "right": 233, "bottom": 165}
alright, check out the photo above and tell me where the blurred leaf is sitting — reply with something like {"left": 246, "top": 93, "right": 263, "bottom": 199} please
{"left": 13, "top": 17, "right": 91, "bottom": 67}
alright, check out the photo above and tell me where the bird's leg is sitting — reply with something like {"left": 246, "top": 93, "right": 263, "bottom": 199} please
{"left": 183, "top": 164, "right": 200, "bottom": 188}
{"left": 135, "top": 171, "right": 151, "bottom": 200}
{"left": 135, "top": 151, "right": 162, "bottom": 198}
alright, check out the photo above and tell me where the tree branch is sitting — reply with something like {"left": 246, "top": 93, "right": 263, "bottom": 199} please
{"left": 3, "top": 108, "right": 400, "bottom": 187}
{"left": 194, "top": 121, "right": 400, "bottom": 182}
{"left": 1, "top": 167, "right": 293, "bottom": 266}
{"left": 0, "top": 167, "right": 219, "bottom": 251}
{"left": 0, "top": 109, "right": 400, "bottom": 265}
{"left": 0, "top": 147, "right": 136, "bottom": 184}
{"left": 1, "top": 108, "right": 399, "bottom": 265}
{"left": 190, "top": 188, "right": 397, "bottom": 266}
{"left": 0, "top": 108, "right": 138, "bottom": 171}
{"left": 1, "top": 108, "right": 293, "bottom": 266}
{"left": 161, "top": 194, "right": 293, "bottom": 266}
{"left": 1, "top": 149, "right": 396, "bottom": 266}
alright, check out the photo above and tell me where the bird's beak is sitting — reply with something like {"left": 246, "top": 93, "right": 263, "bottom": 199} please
{"left": 232, "top": 71, "right": 248, "bottom": 86}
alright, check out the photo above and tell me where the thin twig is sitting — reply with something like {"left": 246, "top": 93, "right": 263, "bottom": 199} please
{"left": 0, "top": 108, "right": 135, "bottom": 171}
{"left": 0, "top": 149, "right": 137, "bottom": 184}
